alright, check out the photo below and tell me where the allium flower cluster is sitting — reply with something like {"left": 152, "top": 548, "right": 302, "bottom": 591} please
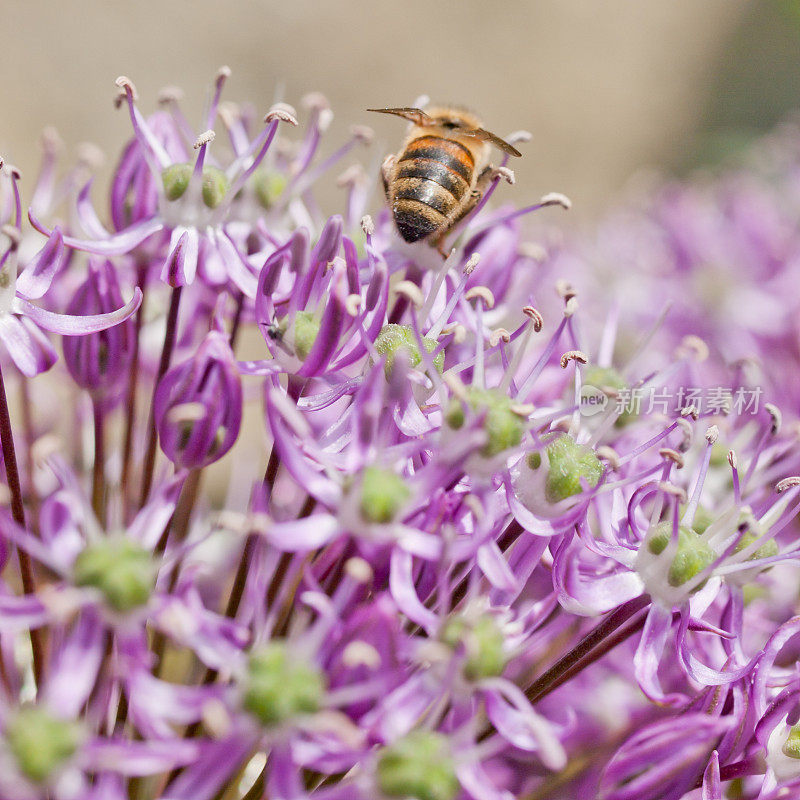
{"left": 1, "top": 69, "right": 800, "bottom": 800}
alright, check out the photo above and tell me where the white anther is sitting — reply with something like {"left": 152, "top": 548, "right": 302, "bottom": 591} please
{"left": 492, "top": 166, "right": 515, "bottom": 185}
{"left": 345, "top": 557, "right": 373, "bottom": 584}
{"left": 77, "top": 143, "right": 105, "bottom": 170}
{"left": 510, "top": 402, "right": 534, "bottom": 417}
{"left": 727, "top": 449, "right": 738, "bottom": 470}
{"left": 522, "top": 306, "right": 544, "bottom": 332}
{"left": 463, "top": 253, "right": 480, "bottom": 275}
{"left": 766, "top": 403, "right": 782, "bottom": 435}
{"left": 345, "top": 294, "right": 363, "bottom": 317}
{"left": 541, "top": 192, "right": 572, "bottom": 210}
{"left": 265, "top": 103, "right": 298, "bottom": 126}
{"left": 440, "top": 323, "right": 467, "bottom": 344}
{"left": 776, "top": 477, "right": 800, "bottom": 493}
{"left": 596, "top": 445, "right": 620, "bottom": 470}
{"left": 158, "top": 86, "right": 184, "bottom": 105}
{"left": 393, "top": 281, "right": 425, "bottom": 308}
{"left": 342, "top": 641, "right": 381, "bottom": 670}
{"left": 360, "top": 215, "right": 375, "bottom": 236}
{"left": 506, "top": 130, "right": 532, "bottom": 144}
{"left": 338, "top": 165, "right": 367, "bottom": 188}
{"left": 194, "top": 130, "right": 216, "bottom": 149}
{"left": 489, "top": 328, "right": 510, "bottom": 347}
{"left": 41, "top": 126, "right": 63, "bottom": 153}
{"left": 659, "top": 448, "right": 685, "bottom": 468}
{"left": 114, "top": 76, "right": 138, "bottom": 99}
{"left": 675, "top": 335, "right": 709, "bottom": 362}
{"left": 681, "top": 405, "right": 699, "bottom": 420}
{"left": 519, "top": 242, "right": 547, "bottom": 261}
{"left": 465, "top": 286, "right": 495, "bottom": 309}
{"left": 560, "top": 350, "right": 588, "bottom": 369}
{"left": 351, "top": 125, "right": 374, "bottom": 144}
{"left": 443, "top": 372, "right": 468, "bottom": 401}
{"left": 657, "top": 482, "right": 687, "bottom": 502}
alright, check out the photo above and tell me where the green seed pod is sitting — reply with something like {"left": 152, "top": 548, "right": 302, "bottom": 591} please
{"left": 73, "top": 538, "right": 155, "bottom": 612}
{"left": 645, "top": 521, "right": 715, "bottom": 588}
{"left": 544, "top": 434, "right": 603, "bottom": 504}
{"left": 446, "top": 387, "right": 525, "bottom": 458}
{"left": 161, "top": 163, "right": 230, "bottom": 208}
{"left": 243, "top": 643, "right": 325, "bottom": 727}
{"left": 374, "top": 324, "right": 444, "bottom": 378}
{"left": 784, "top": 724, "right": 800, "bottom": 759}
{"left": 376, "top": 731, "right": 460, "bottom": 800}
{"left": 253, "top": 171, "right": 288, "bottom": 209}
{"left": 291, "top": 311, "right": 321, "bottom": 361}
{"left": 441, "top": 613, "right": 507, "bottom": 680}
{"left": 359, "top": 466, "right": 411, "bottom": 524}
{"left": 6, "top": 707, "right": 81, "bottom": 782}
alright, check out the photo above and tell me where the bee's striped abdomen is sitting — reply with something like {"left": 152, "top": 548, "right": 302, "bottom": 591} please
{"left": 392, "top": 135, "right": 474, "bottom": 243}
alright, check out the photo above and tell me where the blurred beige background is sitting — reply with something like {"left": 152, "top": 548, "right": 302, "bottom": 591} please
{"left": 0, "top": 0, "right": 787, "bottom": 219}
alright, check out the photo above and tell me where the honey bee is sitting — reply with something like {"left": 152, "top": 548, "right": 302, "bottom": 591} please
{"left": 368, "top": 105, "right": 521, "bottom": 251}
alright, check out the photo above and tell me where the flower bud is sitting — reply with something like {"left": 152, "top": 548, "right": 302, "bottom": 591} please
{"left": 376, "top": 731, "right": 459, "bottom": 800}
{"left": 162, "top": 163, "right": 230, "bottom": 209}
{"left": 375, "top": 323, "right": 444, "bottom": 378}
{"left": 446, "top": 387, "right": 525, "bottom": 458}
{"left": 441, "top": 613, "right": 506, "bottom": 680}
{"left": 154, "top": 331, "right": 242, "bottom": 470}
{"left": 62, "top": 260, "right": 135, "bottom": 397}
{"left": 358, "top": 466, "right": 411, "bottom": 524}
{"left": 6, "top": 706, "right": 81, "bottom": 782}
{"left": 243, "top": 643, "right": 325, "bottom": 727}
{"left": 73, "top": 537, "right": 155, "bottom": 612}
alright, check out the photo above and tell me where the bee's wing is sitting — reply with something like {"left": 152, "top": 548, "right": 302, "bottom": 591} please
{"left": 463, "top": 127, "right": 522, "bottom": 157}
{"left": 367, "top": 107, "right": 435, "bottom": 126}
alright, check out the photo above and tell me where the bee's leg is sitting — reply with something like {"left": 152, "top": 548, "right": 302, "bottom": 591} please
{"left": 433, "top": 165, "right": 515, "bottom": 256}
{"left": 380, "top": 154, "right": 396, "bottom": 201}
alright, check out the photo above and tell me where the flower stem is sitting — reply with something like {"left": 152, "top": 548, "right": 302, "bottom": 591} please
{"left": 120, "top": 266, "right": 148, "bottom": 518}
{"left": 525, "top": 594, "right": 651, "bottom": 704}
{"left": 0, "top": 362, "right": 45, "bottom": 687}
{"left": 139, "top": 285, "right": 182, "bottom": 506}
{"left": 91, "top": 397, "right": 106, "bottom": 525}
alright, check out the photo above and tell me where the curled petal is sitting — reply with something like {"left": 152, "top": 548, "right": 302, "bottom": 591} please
{"left": 13, "top": 287, "right": 142, "bottom": 335}
{"left": 0, "top": 313, "right": 58, "bottom": 376}
{"left": 15, "top": 226, "right": 66, "bottom": 299}
{"left": 28, "top": 208, "right": 164, "bottom": 255}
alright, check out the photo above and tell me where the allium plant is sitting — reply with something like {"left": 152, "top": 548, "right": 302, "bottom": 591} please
{"left": 2, "top": 70, "right": 800, "bottom": 800}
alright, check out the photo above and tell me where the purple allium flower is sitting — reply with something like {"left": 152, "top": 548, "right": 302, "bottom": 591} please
{"left": 6, "top": 69, "right": 800, "bottom": 800}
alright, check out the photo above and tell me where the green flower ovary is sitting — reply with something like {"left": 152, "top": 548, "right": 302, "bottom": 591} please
{"left": 243, "top": 643, "right": 325, "bottom": 727}
{"left": 543, "top": 434, "right": 603, "bottom": 504}
{"left": 291, "top": 311, "right": 321, "bottom": 361}
{"left": 783, "top": 724, "right": 800, "bottom": 759}
{"left": 440, "top": 614, "right": 507, "bottom": 680}
{"left": 446, "top": 387, "right": 525, "bottom": 458}
{"left": 374, "top": 324, "right": 444, "bottom": 377}
{"left": 162, "top": 163, "right": 230, "bottom": 208}
{"left": 359, "top": 466, "right": 411, "bottom": 524}
{"left": 376, "top": 731, "right": 460, "bottom": 800}
{"left": 73, "top": 538, "right": 155, "bottom": 612}
{"left": 253, "top": 170, "right": 288, "bottom": 209}
{"left": 645, "top": 521, "right": 715, "bottom": 588}
{"left": 6, "top": 707, "right": 80, "bottom": 782}
{"left": 733, "top": 528, "right": 779, "bottom": 562}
